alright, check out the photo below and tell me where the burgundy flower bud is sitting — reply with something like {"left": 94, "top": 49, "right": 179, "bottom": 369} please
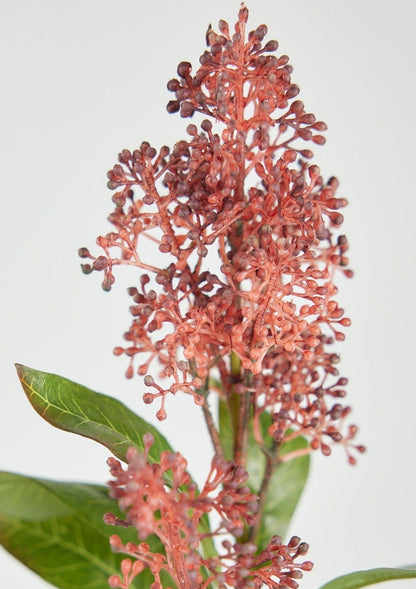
{"left": 81, "top": 264, "right": 92, "bottom": 274}
{"left": 263, "top": 39, "right": 279, "bottom": 52}
{"left": 167, "top": 78, "right": 180, "bottom": 91}
{"left": 92, "top": 256, "right": 108, "bottom": 271}
{"left": 81, "top": 3, "right": 360, "bottom": 479}
{"left": 177, "top": 61, "right": 192, "bottom": 78}
{"left": 78, "top": 247, "right": 90, "bottom": 258}
{"left": 253, "top": 24, "right": 268, "bottom": 40}
{"left": 286, "top": 84, "right": 300, "bottom": 98}
{"left": 166, "top": 100, "right": 180, "bottom": 113}
{"left": 102, "top": 275, "right": 115, "bottom": 291}
{"left": 180, "top": 101, "right": 195, "bottom": 117}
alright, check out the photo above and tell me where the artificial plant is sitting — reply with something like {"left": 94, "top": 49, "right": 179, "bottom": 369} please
{"left": 1, "top": 5, "right": 414, "bottom": 589}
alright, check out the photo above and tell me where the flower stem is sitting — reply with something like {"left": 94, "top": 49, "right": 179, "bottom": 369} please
{"left": 201, "top": 392, "right": 224, "bottom": 458}
{"left": 234, "top": 371, "right": 253, "bottom": 466}
{"left": 249, "top": 440, "right": 280, "bottom": 543}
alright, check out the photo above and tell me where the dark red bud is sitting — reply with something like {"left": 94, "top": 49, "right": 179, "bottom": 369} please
{"left": 177, "top": 61, "right": 192, "bottom": 78}
{"left": 263, "top": 39, "right": 278, "bottom": 52}
{"left": 78, "top": 247, "right": 90, "bottom": 258}
{"left": 166, "top": 100, "right": 180, "bottom": 113}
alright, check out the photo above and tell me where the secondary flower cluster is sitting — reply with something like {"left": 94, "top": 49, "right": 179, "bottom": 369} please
{"left": 80, "top": 6, "right": 361, "bottom": 458}
{"left": 105, "top": 433, "right": 312, "bottom": 589}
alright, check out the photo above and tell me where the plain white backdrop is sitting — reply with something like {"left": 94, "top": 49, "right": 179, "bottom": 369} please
{"left": 1, "top": 1, "right": 415, "bottom": 588}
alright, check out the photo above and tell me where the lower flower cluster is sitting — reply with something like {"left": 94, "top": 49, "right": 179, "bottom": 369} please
{"left": 104, "top": 434, "right": 312, "bottom": 589}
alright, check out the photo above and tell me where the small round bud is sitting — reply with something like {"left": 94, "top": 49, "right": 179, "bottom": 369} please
{"left": 156, "top": 408, "right": 167, "bottom": 421}
{"left": 286, "top": 84, "right": 300, "bottom": 98}
{"left": 166, "top": 100, "right": 180, "bottom": 113}
{"left": 218, "top": 19, "right": 229, "bottom": 34}
{"left": 109, "top": 575, "right": 121, "bottom": 588}
{"left": 93, "top": 256, "right": 108, "bottom": 271}
{"left": 300, "top": 149, "right": 314, "bottom": 158}
{"left": 102, "top": 275, "right": 115, "bottom": 291}
{"left": 254, "top": 24, "right": 268, "bottom": 40}
{"left": 288, "top": 536, "right": 301, "bottom": 548}
{"left": 78, "top": 247, "right": 90, "bottom": 258}
{"left": 121, "top": 559, "right": 132, "bottom": 576}
{"left": 167, "top": 78, "right": 180, "bottom": 92}
{"left": 290, "top": 99, "right": 304, "bottom": 113}
{"left": 308, "top": 165, "right": 320, "bottom": 178}
{"left": 186, "top": 124, "right": 198, "bottom": 136}
{"left": 81, "top": 264, "right": 93, "bottom": 274}
{"left": 263, "top": 39, "right": 278, "bottom": 52}
{"left": 177, "top": 61, "right": 192, "bottom": 78}
{"left": 201, "top": 119, "right": 212, "bottom": 132}
{"left": 180, "top": 101, "right": 194, "bottom": 118}
{"left": 321, "top": 443, "right": 331, "bottom": 456}
{"left": 313, "top": 121, "right": 328, "bottom": 131}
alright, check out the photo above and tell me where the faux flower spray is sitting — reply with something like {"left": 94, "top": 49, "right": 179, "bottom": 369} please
{"left": 1, "top": 5, "right": 414, "bottom": 589}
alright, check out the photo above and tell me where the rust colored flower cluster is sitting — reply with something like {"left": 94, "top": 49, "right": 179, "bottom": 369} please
{"left": 105, "top": 434, "right": 312, "bottom": 589}
{"left": 80, "top": 5, "right": 361, "bottom": 460}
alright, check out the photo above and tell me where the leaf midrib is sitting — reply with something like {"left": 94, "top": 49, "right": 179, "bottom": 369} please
{"left": 21, "top": 375, "right": 140, "bottom": 453}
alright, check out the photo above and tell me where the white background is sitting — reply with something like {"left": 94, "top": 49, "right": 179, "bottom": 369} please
{"left": 1, "top": 1, "right": 415, "bottom": 588}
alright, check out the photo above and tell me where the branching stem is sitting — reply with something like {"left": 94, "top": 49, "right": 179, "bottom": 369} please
{"left": 249, "top": 440, "right": 280, "bottom": 543}
{"left": 202, "top": 393, "right": 224, "bottom": 458}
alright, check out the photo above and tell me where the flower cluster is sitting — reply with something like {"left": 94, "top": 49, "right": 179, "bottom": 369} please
{"left": 105, "top": 433, "right": 312, "bottom": 589}
{"left": 80, "top": 5, "right": 361, "bottom": 459}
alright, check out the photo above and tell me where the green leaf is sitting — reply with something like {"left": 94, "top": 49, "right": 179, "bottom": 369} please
{"left": 218, "top": 399, "right": 234, "bottom": 460}
{"left": 319, "top": 567, "right": 416, "bottom": 589}
{"left": 14, "top": 365, "right": 214, "bottom": 573}
{"left": 0, "top": 472, "right": 159, "bottom": 589}
{"left": 15, "top": 364, "right": 172, "bottom": 464}
{"left": 247, "top": 415, "right": 310, "bottom": 550}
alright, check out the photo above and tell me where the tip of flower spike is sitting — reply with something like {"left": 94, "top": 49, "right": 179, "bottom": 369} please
{"left": 82, "top": 4, "right": 356, "bottom": 467}
{"left": 239, "top": 3, "right": 248, "bottom": 23}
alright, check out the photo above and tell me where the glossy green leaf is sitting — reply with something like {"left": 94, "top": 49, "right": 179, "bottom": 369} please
{"left": 15, "top": 365, "right": 214, "bottom": 570}
{"left": 218, "top": 401, "right": 310, "bottom": 549}
{"left": 0, "top": 472, "right": 159, "bottom": 589}
{"left": 319, "top": 567, "right": 416, "bottom": 589}
{"left": 15, "top": 364, "right": 172, "bottom": 464}
{"left": 218, "top": 399, "right": 234, "bottom": 460}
